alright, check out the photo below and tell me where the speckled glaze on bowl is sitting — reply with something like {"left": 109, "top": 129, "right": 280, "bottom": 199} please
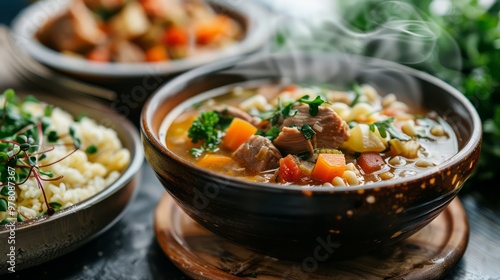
{"left": 141, "top": 53, "right": 482, "bottom": 260}
{"left": 0, "top": 91, "right": 144, "bottom": 273}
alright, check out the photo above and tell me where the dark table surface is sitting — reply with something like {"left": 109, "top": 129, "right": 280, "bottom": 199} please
{"left": 1, "top": 2, "right": 500, "bottom": 279}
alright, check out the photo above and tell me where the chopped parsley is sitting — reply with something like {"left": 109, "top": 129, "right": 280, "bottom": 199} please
{"left": 297, "top": 95, "right": 328, "bottom": 116}
{"left": 351, "top": 83, "right": 363, "bottom": 106}
{"left": 187, "top": 110, "right": 233, "bottom": 157}
{"left": 299, "top": 124, "right": 316, "bottom": 140}
{"left": 258, "top": 126, "right": 280, "bottom": 141}
{"left": 369, "top": 118, "right": 411, "bottom": 140}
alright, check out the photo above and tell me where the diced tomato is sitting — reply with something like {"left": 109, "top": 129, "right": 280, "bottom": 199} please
{"left": 163, "top": 26, "right": 189, "bottom": 47}
{"left": 278, "top": 154, "right": 302, "bottom": 183}
{"left": 357, "top": 152, "right": 385, "bottom": 174}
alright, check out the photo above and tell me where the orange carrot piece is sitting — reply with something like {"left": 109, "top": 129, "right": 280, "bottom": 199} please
{"left": 282, "top": 84, "right": 298, "bottom": 93}
{"left": 196, "top": 154, "right": 233, "bottom": 170}
{"left": 145, "top": 45, "right": 169, "bottom": 62}
{"left": 357, "top": 152, "right": 385, "bottom": 174}
{"left": 86, "top": 47, "right": 110, "bottom": 62}
{"left": 195, "top": 15, "right": 232, "bottom": 45}
{"left": 310, "top": 154, "right": 346, "bottom": 183}
{"left": 163, "top": 26, "right": 189, "bottom": 46}
{"left": 278, "top": 154, "right": 302, "bottom": 183}
{"left": 222, "top": 118, "right": 258, "bottom": 151}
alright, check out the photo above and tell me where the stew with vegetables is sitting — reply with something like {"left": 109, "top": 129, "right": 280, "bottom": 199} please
{"left": 36, "top": 0, "right": 243, "bottom": 63}
{"left": 165, "top": 83, "right": 458, "bottom": 187}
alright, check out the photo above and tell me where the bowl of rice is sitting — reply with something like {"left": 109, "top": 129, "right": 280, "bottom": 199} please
{"left": 0, "top": 89, "right": 143, "bottom": 272}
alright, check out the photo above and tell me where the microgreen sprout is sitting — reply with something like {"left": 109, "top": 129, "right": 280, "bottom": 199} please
{"left": 0, "top": 89, "right": 80, "bottom": 222}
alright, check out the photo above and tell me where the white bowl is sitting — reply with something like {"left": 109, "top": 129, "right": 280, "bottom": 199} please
{"left": 10, "top": 0, "right": 273, "bottom": 79}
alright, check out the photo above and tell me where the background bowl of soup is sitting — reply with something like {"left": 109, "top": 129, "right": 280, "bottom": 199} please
{"left": 11, "top": 0, "right": 272, "bottom": 80}
{"left": 141, "top": 52, "right": 482, "bottom": 259}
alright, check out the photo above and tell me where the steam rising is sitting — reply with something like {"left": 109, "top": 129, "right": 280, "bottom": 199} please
{"left": 238, "top": 0, "right": 464, "bottom": 108}
{"left": 273, "top": 1, "right": 461, "bottom": 67}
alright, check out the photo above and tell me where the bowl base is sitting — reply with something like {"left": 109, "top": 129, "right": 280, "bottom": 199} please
{"left": 154, "top": 194, "right": 468, "bottom": 279}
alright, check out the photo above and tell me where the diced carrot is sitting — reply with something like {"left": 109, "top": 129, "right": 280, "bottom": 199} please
{"left": 357, "top": 152, "right": 385, "bottom": 174}
{"left": 310, "top": 153, "right": 346, "bottom": 183}
{"left": 222, "top": 118, "right": 258, "bottom": 151}
{"left": 86, "top": 47, "right": 110, "bottom": 62}
{"left": 145, "top": 45, "right": 169, "bottom": 62}
{"left": 196, "top": 154, "right": 233, "bottom": 170}
{"left": 163, "top": 26, "right": 189, "bottom": 46}
{"left": 195, "top": 15, "right": 233, "bottom": 45}
{"left": 278, "top": 154, "right": 302, "bottom": 183}
{"left": 282, "top": 84, "right": 297, "bottom": 93}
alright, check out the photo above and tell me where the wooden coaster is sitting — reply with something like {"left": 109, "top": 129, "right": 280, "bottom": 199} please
{"left": 154, "top": 195, "right": 468, "bottom": 280}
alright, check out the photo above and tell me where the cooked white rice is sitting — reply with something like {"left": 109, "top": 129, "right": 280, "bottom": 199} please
{"left": 0, "top": 99, "right": 130, "bottom": 221}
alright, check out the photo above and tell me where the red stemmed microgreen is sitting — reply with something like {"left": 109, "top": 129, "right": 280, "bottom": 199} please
{"left": 0, "top": 89, "right": 82, "bottom": 224}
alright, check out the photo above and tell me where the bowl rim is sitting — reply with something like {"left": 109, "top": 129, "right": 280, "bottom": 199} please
{"left": 141, "top": 52, "right": 482, "bottom": 194}
{"left": 10, "top": 0, "right": 274, "bottom": 78}
{"left": 0, "top": 92, "right": 144, "bottom": 232}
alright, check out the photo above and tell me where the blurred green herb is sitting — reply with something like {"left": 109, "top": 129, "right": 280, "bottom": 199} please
{"left": 369, "top": 117, "right": 410, "bottom": 140}
{"left": 340, "top": 0, "right": 500, "bottom": 186}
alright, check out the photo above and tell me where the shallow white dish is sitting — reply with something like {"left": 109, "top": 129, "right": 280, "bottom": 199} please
{"left": 10, "top": 0, "right": 273, "bottom": 79}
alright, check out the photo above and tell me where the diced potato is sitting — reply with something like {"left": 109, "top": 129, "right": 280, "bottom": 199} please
{"left": 341, "top": 124, "right": 388, "bottom": 153}
{"left": 346, "top": 103, "right": 374, "bottom": 122}
{"left": 109, "top": 2, "right": 150, "bottom": 39}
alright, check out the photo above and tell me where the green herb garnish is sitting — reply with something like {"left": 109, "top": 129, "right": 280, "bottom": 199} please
{"left": 85, "top": 145, "right": 98, "bottom": 154}
{"left": 351, "top": 83, "right": 362, "bottom": 106}
{"left": 297, "top": 95, "right": 328, "bottom": 116}
{"left": 0, "top": 89, "right": 83, "bottom": 219}
{"left": 49, "top": 202, "right": 62, "bottom": 211}
{"left": 300, "top": 124, "right": 316, "bottom": 140}
{"left": 258, "top": 126, "right": 280, "bottom": 141}
{"left": 369, "top": 118, "right": 410, "bottom": 140}
{"left": 187, "top": 110, "right": 230, "bottom": 157}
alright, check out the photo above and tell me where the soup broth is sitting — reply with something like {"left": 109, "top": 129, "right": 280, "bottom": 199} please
{"left": 165, "top": 83, "right": 457, "bottom": 187}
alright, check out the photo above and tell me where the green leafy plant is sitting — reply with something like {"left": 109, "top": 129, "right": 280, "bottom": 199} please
{"left": 274, "top": 0, "right": 500, "bottom": 187}
{"left": 344, "top": 0, "right": 500, "bottom": 186}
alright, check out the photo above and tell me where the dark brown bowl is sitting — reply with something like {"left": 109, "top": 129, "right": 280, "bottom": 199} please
{"left": 141, "top": 53, "right": 482, "bottom": 260}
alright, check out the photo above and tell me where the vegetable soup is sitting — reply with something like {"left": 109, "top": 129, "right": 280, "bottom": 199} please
{"left": 165, "top": 83, "right": 458, "bottom": 187}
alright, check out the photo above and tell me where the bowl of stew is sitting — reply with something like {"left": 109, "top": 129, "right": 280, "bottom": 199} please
{"left": 141, "top": 53, "right": 482, "bottom": 259}
{"left": 10, "top": 0, "right": 271, "bottom": 79}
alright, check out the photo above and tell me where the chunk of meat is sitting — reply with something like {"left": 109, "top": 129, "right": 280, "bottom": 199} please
{"left": 232, "top": 135, "right": 282, "bottom": 172}
{"left": 256, "top": 84, "right": 283, "bottom": 101}
{"left": 36, "top": 0, "right": 106, "bottom": 53}
{"left": 140, "top": 0, "right": 187, "bottom": 21}
{"left": 274, "top": 104, "right": 350, "bottom": 155}
{"left": 83, "top": 0, "right": 126, "bottom": 10}
{"left": 273, "top": 127, "right": 314, "bottom": 156}
{"left": 214, "top": 105, "right": 261, "bottom": 126}
{"left": 110, "top": 40, "right": 146, "bottom": 62}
